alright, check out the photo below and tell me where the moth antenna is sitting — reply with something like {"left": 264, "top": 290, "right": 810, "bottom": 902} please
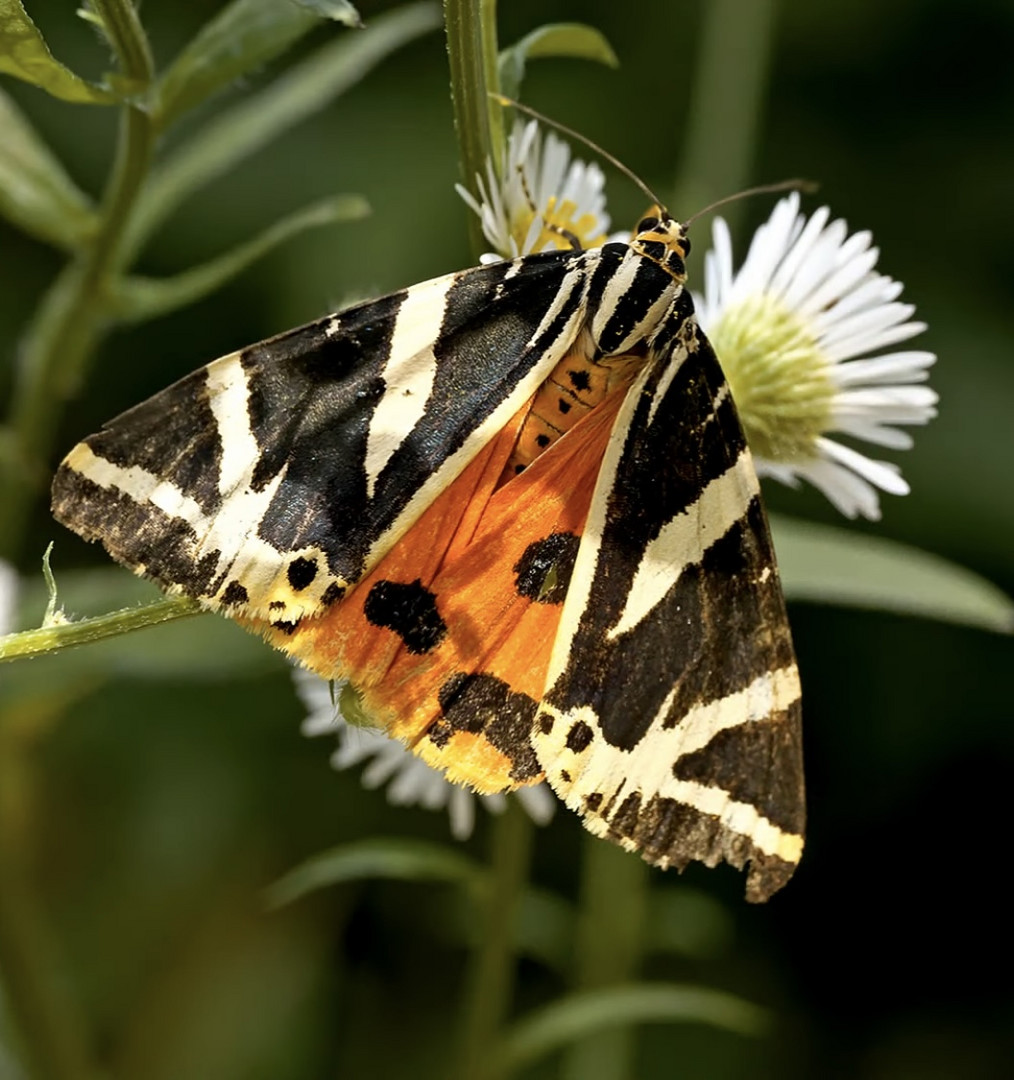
{"left": 682, "top": 179, "right": 819, "bottom": 227}
{"left": 516, "top": 156, "right": 582, "bottom": 251}
{"left": 492, "top": 94, "right": 669, "bottom": 217}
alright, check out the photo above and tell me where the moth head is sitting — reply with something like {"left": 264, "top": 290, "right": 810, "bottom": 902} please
{"left": 630, "top": 205, "right": 691, "bottom": 283}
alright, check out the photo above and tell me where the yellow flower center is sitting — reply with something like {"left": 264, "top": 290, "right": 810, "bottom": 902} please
{"left": 511, "top": 196, "right": 607, "bottom": 253}
{"left": 708, "top": 293, "right": 835, "bottom": 464}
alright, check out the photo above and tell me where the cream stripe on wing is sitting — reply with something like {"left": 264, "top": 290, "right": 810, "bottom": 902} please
{"left": 365, "top": 258, "right": 593, "bottom": 572}
{"left": 541, "top": 362, "right": 653, "bottom": 691}
{"left": 646, "top": 665, "right": 800, "bottom": 758}
{"left": 63, "top": 444, "right": 209, "bottom": 532}
{"left": 364, "top": 277, "right": 453, "bottom": 500}
{"left": 205, "top": 352, "right": 258, "bottom": 497}
{"left": 606, "top": 449, "right": 759, "bottom": 641}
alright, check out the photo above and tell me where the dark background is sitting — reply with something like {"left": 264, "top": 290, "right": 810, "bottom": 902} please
{"left": 2, "top": 1, "right": 1013, "bottom": 1077}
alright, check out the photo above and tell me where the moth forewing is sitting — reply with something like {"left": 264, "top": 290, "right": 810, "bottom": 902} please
{"left": 531, "top": 298, "right": 805, "bottom": 903}
{"left": 51, "top": 206, "right": 805, "bottom": 901}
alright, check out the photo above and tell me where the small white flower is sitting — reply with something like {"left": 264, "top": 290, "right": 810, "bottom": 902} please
{"left": 457, "top": 119, "right": 614, "bottom": 260}
{"left": 293, "top": 667, "right": 555, "bottom": 840}
{"left": 695, "top": 193, "right": 937, "bottom": 520}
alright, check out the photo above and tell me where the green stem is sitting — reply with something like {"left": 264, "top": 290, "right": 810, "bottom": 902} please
{"left": 672, "top": 0, "right": 778, "bottom": 230}
{"left": 560, "top": 837, "right": 649, "bottom": 1080}
{"left": 456, "top": 805, "right": 533, "bottom": 1080}
{"left": 0, "top": 4, "right": 155, "bottom": 561}
{"left": 0, "top": 596, "right": 202, "bottom": 663}
{"left": 0, "top": 8, "right": 154, "bottom": 1077}
{"left": 444, "top": 0, "right": 500, "bottom": 258}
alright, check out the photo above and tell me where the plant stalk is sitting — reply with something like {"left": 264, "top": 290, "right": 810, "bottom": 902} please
{"left": 456, "top": 805, "right": 534, "bottom": 1080}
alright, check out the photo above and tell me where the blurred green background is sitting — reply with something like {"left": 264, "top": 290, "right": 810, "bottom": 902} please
{"left": 2, "top": 0, "right": 1013, "bottom": 1077}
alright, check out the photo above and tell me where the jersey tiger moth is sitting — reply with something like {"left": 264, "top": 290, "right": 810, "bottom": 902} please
{"left": 51, "top": 205, "right": 804, "bottom": 902}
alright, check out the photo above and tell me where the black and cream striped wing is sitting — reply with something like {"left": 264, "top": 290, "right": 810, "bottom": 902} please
{"left": 531, "top": 309, "right": 804, "bottom": 903}
{"left": 52, "top": 250, "right": 597, "bottom": 624}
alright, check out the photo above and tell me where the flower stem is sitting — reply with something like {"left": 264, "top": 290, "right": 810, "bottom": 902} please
{"left": 0, "top": 595, "right": 202, "bottom": 664}
{"left": 672, "top": 0, "right": 778, "bottom": 230}
{"left": 0, "top": 3, "right": 155, "bottom": 562}
{"left": 560, "top": 836, "right": 649, "bottom": 1080}
{"left": 443, "top": 0, "right": 501, "bottom": 258}
{"left": 455, "top": 804, "right": 533, "bottom": 1080}
{"left": 0, "top": 8, "right": 154, "bottom": 1076}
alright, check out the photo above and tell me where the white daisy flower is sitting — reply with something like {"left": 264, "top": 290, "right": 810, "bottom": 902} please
{"left": 695, "top": 192, "right": 937, "bottom": 520}
{"left": 293, "top": 667, "right": 555, "bottom": 840}
{"left": 456, "top": 119, "right": 614, "bottom": 260}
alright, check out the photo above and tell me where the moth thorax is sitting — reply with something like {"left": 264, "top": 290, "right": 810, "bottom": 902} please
{"left": 630, "top": 210, "right": 690, "bottom": 284}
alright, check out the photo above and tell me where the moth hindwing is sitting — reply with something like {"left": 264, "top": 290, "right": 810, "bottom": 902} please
{"left": 52, "top": 212, "right": 804, "bottom": 902}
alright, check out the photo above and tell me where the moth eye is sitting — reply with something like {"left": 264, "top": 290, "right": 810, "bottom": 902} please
{"left": 636, "top": 216, "right": 659, "bottom": 233}
{"left": 680, "top": 235, "right": 692, "bottom": 256}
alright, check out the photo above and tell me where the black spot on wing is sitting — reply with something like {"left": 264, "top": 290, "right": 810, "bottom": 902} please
{"left": 430, "top": 672, "right": 541, "bottom": 783}
{"left": 568, "top": 368, "right": 591, "bottom": 392}
{"left": 221, "top": 580, "right": 248, "bottom": 605}
{"left": 513, "top": 532, "right": 580, "bottom": 604}
{"left": 363, "top": 579, "right": 447, "bottom": 655}
{"left": 565, "top": 720, "right": 594, "bottom": 752}
{"left": 287, "top": 556, "right": 318, "bottom": 591}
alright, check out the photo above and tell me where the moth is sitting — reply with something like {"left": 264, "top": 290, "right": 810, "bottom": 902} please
{"left": 52, "top": 205, "right": 804, "bottom": 902}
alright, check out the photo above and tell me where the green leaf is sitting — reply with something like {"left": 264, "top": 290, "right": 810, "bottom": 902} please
{"left": 112, "top": 193, "right": 369, "bottom": 322}
{"left": 155, "top": 0, "right": 362, "bottom": 131}
{"left": 128, "top": 1, "right": 440, "bottom": 253}
{"left": 293, "top": 0, "right": 362, "bottom": 22}
{"left": 498, "top": 22, "right": 619, "bottom": 99}
{"left": 496, "top": 984, "right": 768, "bottom": 1075}
{"left": 772, "top": 515, "right": 1014, "bottom": 634}
{"left": 0, "top": 85, "right": 97, "bottom": 246}
{"left": 265, "top": 838, "right": 483, "bottom": 909}
{"left": 0, "top": 0, "right": 117, "bottom": 103}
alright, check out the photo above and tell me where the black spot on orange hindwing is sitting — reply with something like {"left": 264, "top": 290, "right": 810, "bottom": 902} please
{"left": 364, "top": 579, "right": 447, "bottom": 655}
{"left": 513, "top": 532, "right": 581, "bottom": 605}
